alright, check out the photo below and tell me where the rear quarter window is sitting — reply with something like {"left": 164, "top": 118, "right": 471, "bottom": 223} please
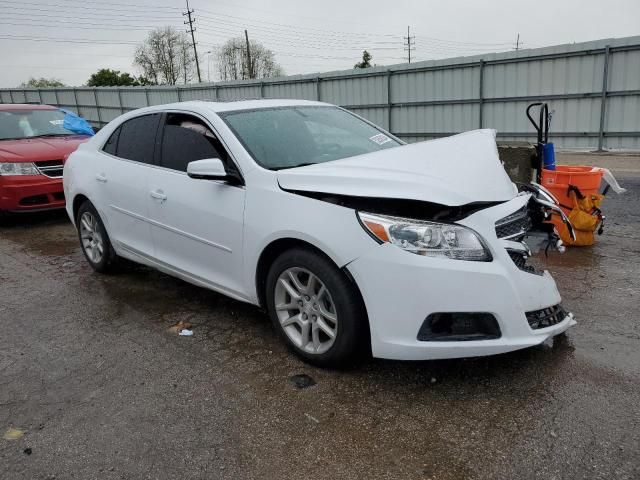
{"left": 103, "top": 127, "right": 120, "bottom": 155}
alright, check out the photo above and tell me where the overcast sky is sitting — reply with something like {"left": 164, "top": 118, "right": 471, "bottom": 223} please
{"left": 0, "top": 0, "right": 638, "bottom": 88}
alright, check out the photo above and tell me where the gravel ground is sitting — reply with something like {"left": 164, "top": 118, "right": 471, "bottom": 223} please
{"left": 1, "top": 153, "right": 639, "bottom": 480}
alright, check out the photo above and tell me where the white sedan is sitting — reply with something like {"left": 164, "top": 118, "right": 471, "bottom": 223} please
{"left": 63, "top": 99, "right": 575, "bottom": 367}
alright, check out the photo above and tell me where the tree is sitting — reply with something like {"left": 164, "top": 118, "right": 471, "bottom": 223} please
{"left": 216, "top": 37, "right": 284, "bottom": 81}
{"left": 87, "top": 69, "right": 140, "bottom": 87}
{"left": 20, "top": 77, "right": 65, "bottom": 87}
{"left": 354, "top": 51, "right": 372, "bottom": 69}
{"left": 133, "top": 27, "right": 195, "bottom": 85}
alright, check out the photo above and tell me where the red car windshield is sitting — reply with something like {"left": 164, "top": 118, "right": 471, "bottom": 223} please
{"left": 0, "top": 109, "right": 76, "bottom": 140}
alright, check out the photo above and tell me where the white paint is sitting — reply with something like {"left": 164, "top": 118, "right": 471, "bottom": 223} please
{"left": 65, "top": 100, "right": 572, "bottom": 362}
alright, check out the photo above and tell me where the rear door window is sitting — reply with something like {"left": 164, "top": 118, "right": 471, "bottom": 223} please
{"left": 159, "top": 113, "right": 227, "bottom": 172}
{"left": 106, "top": 113, "right": 160, "bottom": 164}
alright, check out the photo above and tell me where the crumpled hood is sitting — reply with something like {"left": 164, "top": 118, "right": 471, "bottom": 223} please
{"left": 0, "top": 135, "right": 90, "bottom": 163}
{"left": 277, "top": 129, "right": 517, "bottom": 206}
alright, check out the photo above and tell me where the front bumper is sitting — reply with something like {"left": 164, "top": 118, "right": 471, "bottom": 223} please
{"left": 347, "top": 195, "right": 576, "bottom": 360}
{"left": 0, "top": 175, "right": 65, "bottom": 212}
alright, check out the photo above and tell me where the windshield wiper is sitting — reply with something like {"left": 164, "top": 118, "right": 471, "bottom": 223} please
{"left": 271, "top": 162, "right": 318, "bottom": 171}
{"left": 34, "top": 133, "right": 74, "bottom": 138}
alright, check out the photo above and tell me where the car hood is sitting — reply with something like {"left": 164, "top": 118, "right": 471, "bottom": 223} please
{"left": 0, "top": 135, "right": 90, "bottom": 163}
{"left": 277, "top": 129, "right": 517, "bottom": 206}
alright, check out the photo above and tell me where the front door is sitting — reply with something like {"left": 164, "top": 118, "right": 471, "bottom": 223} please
{"left": 146, "top": 112, "right": 246, "bottom": 298}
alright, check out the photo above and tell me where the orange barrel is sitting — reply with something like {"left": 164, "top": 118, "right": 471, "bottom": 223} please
{"left": 541, "top": 165, "right": 604, "bottom": 214}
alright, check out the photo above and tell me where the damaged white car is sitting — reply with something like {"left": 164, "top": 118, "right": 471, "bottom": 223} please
{"left": 64, "top": 100, "right": 575, "bottom": 366}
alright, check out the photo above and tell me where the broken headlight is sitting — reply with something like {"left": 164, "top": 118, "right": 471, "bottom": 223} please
{"left": 358, "top": 212, "right": 491, "bottom": 261}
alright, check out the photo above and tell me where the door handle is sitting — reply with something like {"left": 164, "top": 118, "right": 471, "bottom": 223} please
{"left": 150, "top": 190, "right": 167, "bottom": 202}
{"left": 95, "top": 174, "right": 107, "bottom": 183}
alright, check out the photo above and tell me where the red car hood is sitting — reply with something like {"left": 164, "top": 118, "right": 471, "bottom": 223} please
{"left": 0, "top": 135, "right": 90, "bottom": 163}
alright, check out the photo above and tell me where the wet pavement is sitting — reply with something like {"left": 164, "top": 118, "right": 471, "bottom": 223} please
{"left": 1, "top": 154, "right": 639, "bottom": 479}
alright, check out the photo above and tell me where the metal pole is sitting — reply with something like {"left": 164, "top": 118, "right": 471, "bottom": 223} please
{"left": 316, "top": 77, "right": 321, "bottom": 101}
{"left": 260, "top": 81, "right": 264, "bottom": 99}
{"left": 386, "top": 70, "right": 392, "bottom": 133}
{"left": 117, "top": 89, "right": 124, "bottom": 115}
{"left": 37, "top": 89, "right": 42, "bottom": 105}
{"left": 144, "top": 88, "right": 150, "bottom": 106}
{"left": 177, "top": 86, "right": 182, "bottom": 102}
{"left": 53, "top": 89, "right": 59, "bottom": 107}
{"left": 597, "top": 45, "right": 611, "bottom": 151}
{"left": 478, "top": 60, "right": 485, "bottom": 128}
{"left": 92, "top": 89, "right": 103, "bottom": 126}
{"left": 8, "top": 90, "right": 14, "bottom": 103}
{"left": 72, "top": 88, "right": 79, "bottom": 111}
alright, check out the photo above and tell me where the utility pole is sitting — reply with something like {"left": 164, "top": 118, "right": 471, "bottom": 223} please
{"left": 404, "top": 26, "right": 415, "bottom": 63}
{"left": 244, "top": 29, "right": 253, "bottom": 79}
{"left": 515, "top": 33, "right": 520, "bottom": 51}
{"left": 183, "top": 0, "right": 202, "bottom": 83}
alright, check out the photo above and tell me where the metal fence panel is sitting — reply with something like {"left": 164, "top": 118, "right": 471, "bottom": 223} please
{"left": 24, "top": 90, "right": 41, "bottom": 103}
{"left": 393, "top": 103, "right": 480, "bottom": 135}
{"left": 608, "top": 50, "right": 640, "bottom": 91}
{"left": 1, "top": 35, "right": 639, "bottom": 150}
{"left": 321, "top": 75, "right": 386, "bottom": 106}
{"left": 39, "top": 90, "right": 57, "bottom": 104}
{"left": 263, "top": 81, "right": 317, "bottom": 100}
{"left": 393, "top": 65, "right": 480, "bottom": 102}
{"left": 147, "top": 89, "right": 179, "bottom": 105}
{"left": 218, "top": 85, "right": 261, "bottom": 101}
{"left": 120, "top": 89, "right": 148, "bottom": 109}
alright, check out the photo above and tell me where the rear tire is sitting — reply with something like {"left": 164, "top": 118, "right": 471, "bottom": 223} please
{"left": 265, "top": 247, "right": 369, "bottom": 368}
{"left": 76, "top": 201, "right": 118, "bottom": 273}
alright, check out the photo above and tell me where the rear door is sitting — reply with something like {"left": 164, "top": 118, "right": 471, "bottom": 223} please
{"left": 97, "top": 113, "right": 161, "bottom": 258}
{"left": 146, "top": 111, "right": 246, "bottom": 297}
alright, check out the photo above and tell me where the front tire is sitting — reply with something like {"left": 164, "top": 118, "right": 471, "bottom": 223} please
{"left": 265, "top": 247, "right": 368, "bottom": 367}
{"left": 76, "top": 201, "right": 118, "bottom": 273}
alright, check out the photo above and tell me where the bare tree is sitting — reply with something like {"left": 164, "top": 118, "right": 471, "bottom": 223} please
{"left": 134, "top": 27, "right": 195, "bottom": 85}
{"left": 216, "top": 37, "right": 284, "bottom": 81}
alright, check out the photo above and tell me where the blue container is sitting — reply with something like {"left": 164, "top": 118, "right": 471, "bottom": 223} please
{"left": 542, "top": 142, "right": 556, "bottom": 170}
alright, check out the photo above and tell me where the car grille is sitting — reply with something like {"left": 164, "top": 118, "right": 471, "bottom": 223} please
{"left": 526, "top": 304, "right": 568, "bottom": 329}
{"left": 34, "top": 159, "right": 64, "bottom": 178}
{"left": 495, "top": 205, "right": 531, "bottom": 240}
{"left": 507, "top": 250, "right": 537, "bottom": 274}
{"left": 496, "top": 205, "right": 541, "bottom": 274}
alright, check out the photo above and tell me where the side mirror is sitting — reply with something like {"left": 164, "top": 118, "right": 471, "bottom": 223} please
{"left": 187, "top": 158, "right": 227, "bottom": 180}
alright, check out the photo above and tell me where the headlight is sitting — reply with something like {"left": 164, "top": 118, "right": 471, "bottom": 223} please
{"left": 358, "top": 212, "right": 491, "bottom": 261}
{"left": 0, "top": 162, "right": 40, "bottom": 176}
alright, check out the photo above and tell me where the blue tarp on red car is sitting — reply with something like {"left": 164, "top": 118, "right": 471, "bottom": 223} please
{"left": 59, "top": 109, "right": 95, "bottom": 136}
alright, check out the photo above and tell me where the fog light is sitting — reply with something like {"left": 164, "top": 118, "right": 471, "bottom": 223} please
{"left": 417, "top": 313, "right": 501, "bottom": 341}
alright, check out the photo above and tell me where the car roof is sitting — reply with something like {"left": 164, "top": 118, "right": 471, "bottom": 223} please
{"left": 0, "top": 103, "right": 58, "bottom": 111}
{"left": 129, "top": 99, "right": 332, "bottom": 116}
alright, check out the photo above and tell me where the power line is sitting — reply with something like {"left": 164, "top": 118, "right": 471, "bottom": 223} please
{"left": 0, "top": 34, "right": 140, "bottom": 45}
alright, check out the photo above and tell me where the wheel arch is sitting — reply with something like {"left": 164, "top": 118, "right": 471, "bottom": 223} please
{"left": 72, "top": 193, "right": 90, "bottom": 224}
{"left": 254, "top": 237, "right": 370, "bottom": 333}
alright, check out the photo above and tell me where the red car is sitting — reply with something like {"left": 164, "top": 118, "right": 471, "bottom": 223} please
{"left": 0, "top": 104, "right": 91, "bottom": 216}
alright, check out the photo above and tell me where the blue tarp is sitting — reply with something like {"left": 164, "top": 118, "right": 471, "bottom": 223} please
{"left": 59, "top": 109, "right": 95, "bottom": 136}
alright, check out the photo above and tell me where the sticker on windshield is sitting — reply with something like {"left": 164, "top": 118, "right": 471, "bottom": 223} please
{"left": 49, "top": 120, "right": 64, "bottom": 125}
{"left": 369, "top": 133, "right": 391, "bottom": 145}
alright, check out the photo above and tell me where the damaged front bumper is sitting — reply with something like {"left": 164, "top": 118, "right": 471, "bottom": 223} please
{"left": 346, "top": 194, "right": 576, "bottom": 361}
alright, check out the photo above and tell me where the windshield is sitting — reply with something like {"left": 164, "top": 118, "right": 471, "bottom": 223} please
{"left": 220, "top": 106, "right": 401, "bottom": 170}
{"left": 0, "top": 109, "right": 78, "bottom": 140}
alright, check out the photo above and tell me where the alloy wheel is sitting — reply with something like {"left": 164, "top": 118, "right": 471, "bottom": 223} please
{"left": 274, "top": 267, "right": 338, "bottom": 354}
{"left": 79, "top": 211, "right": 104, "bottom": 264}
